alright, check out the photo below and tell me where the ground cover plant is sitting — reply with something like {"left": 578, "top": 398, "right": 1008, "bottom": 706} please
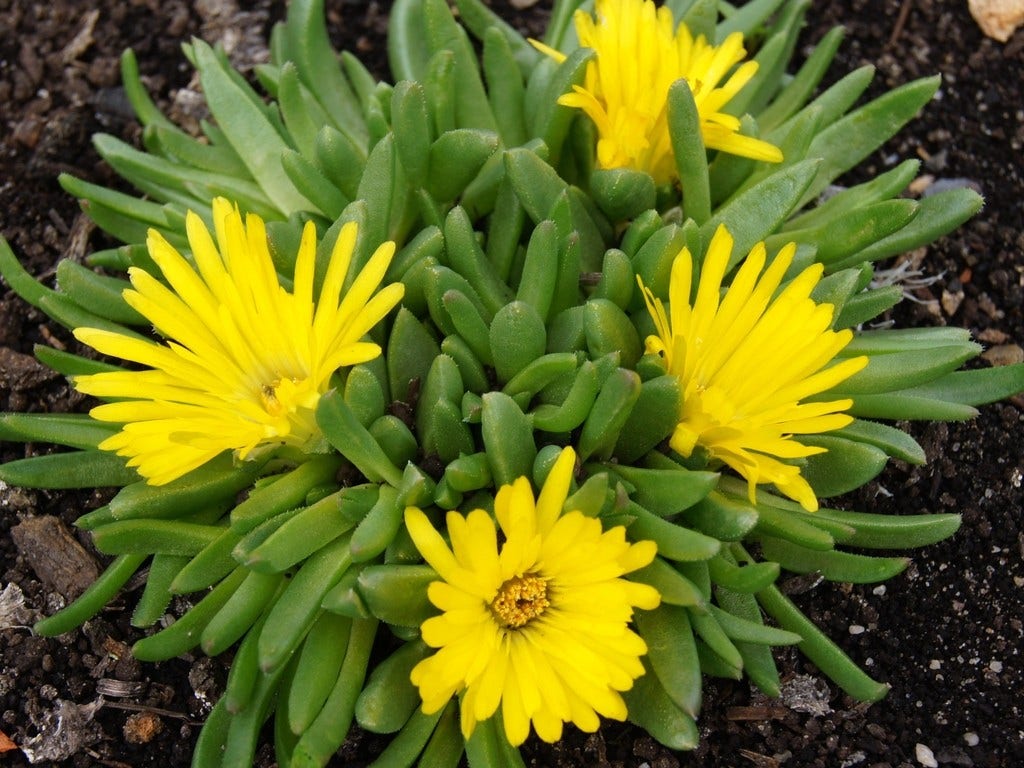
{"left": 1, "top": 0, "right": 1022, "bottom": 766}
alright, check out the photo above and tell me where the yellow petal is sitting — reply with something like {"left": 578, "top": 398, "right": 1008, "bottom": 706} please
{"left": 535, "top": 446, "right": 576, "bottom": 534}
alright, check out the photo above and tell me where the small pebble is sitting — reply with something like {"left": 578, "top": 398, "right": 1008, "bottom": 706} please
{"left": 849, "top": 624, "right": 866, "bottom": 635}
{"left": 929, "top": 659, "right": 942, "bottom": 670}
{"left": 989, "top": 660, "right": 1003, "bottom": 673}
{"left": 872, "top": 585, "right": 886, "bottom": 596}
{"left": 916, "top": 742, "right": 939, "bottom": 768}
{"left": 964, "top": 732, "right": 980, "bottom": 747}
{"left": 981, "top": 343, "right": 1024, "bottom": 367}
{"left": 969, "top": 0, "right": 1024, "bottom": 42}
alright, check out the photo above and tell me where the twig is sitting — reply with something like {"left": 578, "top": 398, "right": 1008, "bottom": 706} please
{"left": 100, "top": 700, "right": 202, "bottom": 725}
{"left": 888, "top": 0, "right": 914, "bottom": 48}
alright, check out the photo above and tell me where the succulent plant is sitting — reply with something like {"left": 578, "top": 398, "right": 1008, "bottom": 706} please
{"left": 1, "top": 0, "right": 1021, "bottom": 766}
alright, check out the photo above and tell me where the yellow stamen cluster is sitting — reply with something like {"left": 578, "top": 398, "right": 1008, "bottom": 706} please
{"left": 490, "top": 574, "right": 551, "bottom": 628}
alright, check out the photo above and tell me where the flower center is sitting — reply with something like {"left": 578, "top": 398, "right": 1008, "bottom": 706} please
{"left": 259, "top": 376, "right": 317, "bottom": 418}
{"left": 490, "top": 574, "right": 550, "bottom": 629}
{"left": 260, "top": 383, "right": 280, "bottom": 414}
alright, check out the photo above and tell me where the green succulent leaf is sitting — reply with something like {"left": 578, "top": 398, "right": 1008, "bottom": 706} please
{"left": 290, "top": 618, "right": 378, "bottom": 767}
{"left": 244, "top": 492, "right": 355, "bottom": 573}
{"left": 608, "top": 464, "right": 718, "bottom": 517}
{"left": 481, "top": 392, "right": 537, "bottom": 486}
{"left": 799, "top": 435, "right": 890, "bottom": 498}
{"left": 483, "top": 28, "right": 529, "bottom": 148}
{"left": 357, "top": 564, "right": 437, "bottom": 628}
{"left": 287, "top": 612, "right": 353, "bottom": 734}
{"left": 781, "top": 158, "right": 920, "bottom": 233}
{"left": 131, "top": 554, "right": 188, "bottom": 628}
{"left": 708, "top": 556, "right": 780, "bottom": 594}
{"left": 464, "top": 713, "right": 525, "bottom": 768}
{"left": 0, "top": 450, "right": 137, "bottom": 489}
{"left": 356, "top": 639, "right": 432, "bottom": 734}
{"left": 318, "top": 390, "right": 404, "bottom": 487}
{"left": 830, "top": 187, "right": 984, "bottom": 271}
{"left": 0, "top": 413, "right": 119, "bottom": 451}
{"left": 34, "top": 554, "right": 147, "bottom": 637}
{"left": 757, "top": 25, "right": 845, "bottom": 131}
{"left": 630, "top": 557, "right": 706, "bottom": 608}
{"left": 626, "top": 501, "right": 721, "bottom": 563}
{"left": 798, "top": 76, "right": 941, "bottom": 209}
{"left": 192, "top": 41, "right": 312, "bottom": 216}
{"left": 681, "top": 491, "right": 760, "bottom": 542}
{"left": 757, "top": 582, "right": 890, "bottom": 702}
{"left": 831, "top": 419, "right": 927, "bottom": 465}
{"left": 230, "top": 455, "right": 343, "bottom": 533}
{"left": 281, "top": 0, "right": 369, "bottom": 147}
{"left": 201, "top": 570, "right": 285, "bottom": 656}
{"left": 700, "top": 159, "right": 821, "bottom": 269}
{"left": 422, "top": 0, "right": 497, "bottom": 131}
{"left": 760, "top": 536, "right": 909, "bottom": 583}
{"left": 257, "top": 533, "right": 356, "bottom": 674}
{"left": 635, "top": 603, "right": 702, "bottom": 717}
{"left": 54, "top": 260, "right": 146, "bottom": 326}
{"left": 622, "top": 655, "right": 700, "bottom": 750}
{"left": 714, "top": 582, "right": 781, "bottom": 696}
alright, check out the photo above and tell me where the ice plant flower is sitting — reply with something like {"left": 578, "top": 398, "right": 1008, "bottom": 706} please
{"left": 73, "top": 198, "right": 404, "bottom": 485}
{"left": 534, "top": 0, "right": 782, "bottom": 184}
{"left": 638, "top": 225, "right": 869, "bottom": 511}
{"left": 404, "top": 447, "right": 660, "bottom": 745}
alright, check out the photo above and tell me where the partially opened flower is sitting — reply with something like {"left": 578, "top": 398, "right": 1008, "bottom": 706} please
{"left": 535, "top": 0, "right": 783, "bottom": 184}
{"left": 638, "top": 225, "right": 868, "bottom": 511}
{"left": 73, "top": 198, "right": 404, "bottom": 484}
{"left": 404, "top": 447, "right": 660, "bottom": 745}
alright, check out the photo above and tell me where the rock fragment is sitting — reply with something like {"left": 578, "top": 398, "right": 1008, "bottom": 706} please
{"left": 981, "top": 343, "right": 1024, "bottom": 367}
{"left": 969, "top": 0, "right": 1024, "bottom": 42}
{"left": 915, "top": 742, "right": 939, "bottom": 768}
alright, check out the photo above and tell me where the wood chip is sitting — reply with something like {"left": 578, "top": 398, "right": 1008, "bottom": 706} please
{"left": 726, "top": 705, "right": 788, "bottom": 721}
{"left": 0, "top": 347, "right": 61, "bottom": 391}
{"left": 0, "top": 729, "right": 18, "bottom": 752}
{"left": 739, "top": 749, "right": 781, "bottom": 767}
{"left": 61, "top": 9, "right": 100, "bottom": 63}
{"left": 65, "top": 213, "right": 96, "bottom": 263}
{"left": 11, "top": 516, "right": 100, "bottom": 601}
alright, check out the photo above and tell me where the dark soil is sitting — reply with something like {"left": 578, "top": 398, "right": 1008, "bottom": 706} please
{"left": 1, "top": 1, "right": 1022, "bottom": 766}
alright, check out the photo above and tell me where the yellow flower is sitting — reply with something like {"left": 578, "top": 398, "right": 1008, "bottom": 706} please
{"left": 534, "top": 0, "right": 782, "bottom": 184}
{"left": 638, "top": 225, "right": 868, "bottom": 511}
{"left": 73, "top": 198, "right": 404, "bottom": 485}
{"left": 404, "top": 447, "right": 660, "bottom": 745}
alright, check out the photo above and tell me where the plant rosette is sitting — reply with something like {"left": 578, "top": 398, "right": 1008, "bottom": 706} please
{"left": 0, "top": 0, "right": 1022, "bottom": 766}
